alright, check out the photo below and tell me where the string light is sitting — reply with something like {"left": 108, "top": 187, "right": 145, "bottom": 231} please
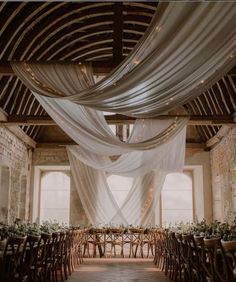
{"left": 134, "top": 60, "right": 140, "bottom": 65}
{"left": 24, "top": 62, "right": 64, "bottom": 96}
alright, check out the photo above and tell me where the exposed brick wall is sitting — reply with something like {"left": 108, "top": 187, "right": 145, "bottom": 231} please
{"left": 0, "top": 127, "right": 31, "bottom": 223}
{"left": 210, "top": 128, "right": 236, "bottom": 221}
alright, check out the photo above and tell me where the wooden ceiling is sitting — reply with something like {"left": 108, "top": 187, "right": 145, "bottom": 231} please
{"left": 0, "top": 1, "right": 236, "bottom": 148}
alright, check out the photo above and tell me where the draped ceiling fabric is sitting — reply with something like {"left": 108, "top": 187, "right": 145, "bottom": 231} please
{"left": 35, "top": 91, "right": 187, "bottom": 225}
{"left": 12, "top": 2, "right": 236, "bottom": 117}
{"left": 66, "top": 118, "right": 187, "bottom": 177}
{"left": 28, "top": 62, "right": 187, "bottom": 225}
{"left": 35, "top": 94, "right": 187, "bottom": 157}
{"left": 66, "top": 116, "right": 186, "bottom": 225}
{"left": 67, "top": 116, "right": 186, "bottom": 225}
{"left": 11, "top": 1, "right": 230, "bottom": 225}
{"left": 68, "top": 149, "right": 167, "bottom": 226}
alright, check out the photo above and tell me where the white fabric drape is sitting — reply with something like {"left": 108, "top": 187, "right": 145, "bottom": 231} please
{"left": 35, "top": 94, "right": 187, "bottom": 157}
{"left": 111, "top": 171, "right": 167, "bottom": 226}
{"left": 66, "top": 117, "right": 187, "bottom": 177}
{"left": 68, "top": 149, "right": 167, "bottom": 226}
{"left": 11, "top": 2, "right": 206, "bottom": 225}
{"left": 28, "top": 62, "right": 188, "bottom": 224}
{"left": 12, "top": 2, "right": 236, "bottom": 117}
{"left": 68, "top": 151, "right": 126, "bottom": 225}
{"left": 66, "top": 116, "right": 186, "bottom": 225}
{"left": 27, "top": 59, "right": 187, "bottom": 225}
{"left": 35, "top": 88, "right": 187, "bottom": 177}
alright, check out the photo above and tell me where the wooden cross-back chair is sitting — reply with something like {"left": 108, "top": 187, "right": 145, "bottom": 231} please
{"left": 129, "top": 228, "right": 144, "bottom": 258}
{"left": 109, "top": 228, "right": 124, "bottom": 258}
{"left": 0, "top": 236, "right": 27, "bottom": 282}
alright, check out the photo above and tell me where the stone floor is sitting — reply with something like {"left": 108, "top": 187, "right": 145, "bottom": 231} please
{"left": 67, "top": 258, "right": 170, "bottom": 282}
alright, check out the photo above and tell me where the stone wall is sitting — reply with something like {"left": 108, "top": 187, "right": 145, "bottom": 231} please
{"left": 210, "top": 128, "right": 236, "bottom": 221}
{"left": 32, "top": 147, "right": 69, "bottom": 165}
{"left": 0, "top": 127, "right": 31, "bottom": 223}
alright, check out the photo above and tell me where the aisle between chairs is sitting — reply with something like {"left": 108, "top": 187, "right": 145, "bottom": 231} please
{"left": 67, "top": 258, "right": 170, "bottom": 282}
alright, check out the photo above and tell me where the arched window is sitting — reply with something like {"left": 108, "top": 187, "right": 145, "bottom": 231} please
{"left": 40, "top": 171, "right": 70, "bottom": 225}
{"left": 161, "top": 172, "right": 193, "bottom": 225}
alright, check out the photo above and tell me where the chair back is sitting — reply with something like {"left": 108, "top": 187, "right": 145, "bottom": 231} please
{"left": 1, "top": 236, "right": 27, "bottom": 282}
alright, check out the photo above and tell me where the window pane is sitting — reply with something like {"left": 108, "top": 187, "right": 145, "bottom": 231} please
{"left": 162, "top": 190, "right": 192, "bottom": 210}
{"left": 41, "top": 190, "right": 70, "bottom": 209}
{"left": 41, "top": 171, "right": 70, "bottom": 190}
{"left": 162, "top": 210, "right": 193, "bottom": 224}
{"left": 40, "top": 171, "right": 70, "bottom": 225}
{"left": 41, "top": 209, "right": 70, "bottom": 224}
{"left": 161, "top": 172, "right": 193, "bottom": 225}
{"left": 163, "top": 172, "right": 192, "bottom": 191}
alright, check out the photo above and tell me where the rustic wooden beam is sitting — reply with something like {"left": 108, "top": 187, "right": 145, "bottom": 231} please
{"left": 1, "top": 114, "right": 235, "bottom": 126}
{"left": 6, "top": 116, "right": 55, "bottom": 125}
{"left": 7, "top": 126, "right": 36, "bottom": 148}
{"left": 36, "top": 141, "right": 205, "bottom": 149}
{"left": 206, "top": 125, "right": 231, "bottom": 148}
{"left": 113, "top": 3, "right": 124, "bottom": 66}
{"left": 0, "top": 109, "right": 36, "bottom": 148}
{"left": 0, "top": 61, "right": 113, "bottom": 75}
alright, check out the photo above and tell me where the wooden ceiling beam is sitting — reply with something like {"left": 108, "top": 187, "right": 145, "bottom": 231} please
{"left": 0, "top": 61, "right": 114, "bottom": 75}
{"left": 1, "top": 114, "right": 235, "bottom": 126}
{"left": 36, "top": 141, "right": 206, "bottom": 149}
{"left": 113, "top": 3, "right": 124, "bottom": 66}
{"left": 206, "top": 125, "right": 231, "bottom": 148}
{"left": 2, "top": 60, "right": 235, "bottom": 77}
{"left": 0, "top": 109, "right": 36, "bottom": 148}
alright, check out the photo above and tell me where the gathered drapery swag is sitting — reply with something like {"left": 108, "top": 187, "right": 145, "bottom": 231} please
{"left": 66, "top": 117, "right": 187, "bottom": 177}
{"left": 13, "top": 2, "right": 226, "bottom": 225}
{"left": 35, "top": 94, "right": 188, "bottom": 157}
{"left": 66, "top": 116, "right": 186, "bottom": 225}
{"left": 68, "top": 150, "right": 167, "bottom": 226}
{"left": 12, "top": 2, "right": 236, "bottom": 117}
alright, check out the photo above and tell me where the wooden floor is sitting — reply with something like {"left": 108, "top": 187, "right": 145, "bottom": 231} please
{"left": 68, "top": 258, "right": 170, "bottom": 282}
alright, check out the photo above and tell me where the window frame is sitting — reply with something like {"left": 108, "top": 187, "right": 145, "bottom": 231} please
{"left": 157, "top": 165, "right": 204, "bottom": 226}
{"left": 160, "top": 170, "right": 194, "bottom": 226}
{"left": 31, "top": 165, "right": 70, "bottom": 223}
